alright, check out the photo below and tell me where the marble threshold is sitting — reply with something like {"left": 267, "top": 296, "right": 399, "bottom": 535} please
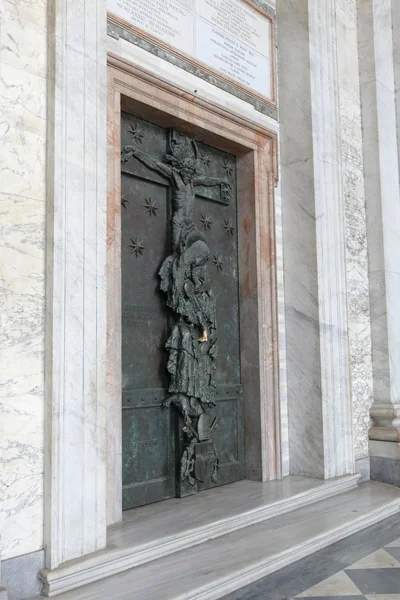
{"left": 36, "top": 481, "right": 400, "bottom": 599}
{"left": 38, "top": 475, "right": 359, "bottom": 596}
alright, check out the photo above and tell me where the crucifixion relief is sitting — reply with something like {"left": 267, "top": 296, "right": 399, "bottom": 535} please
{"left": 122, "top": 129, "right": 232, "bottom": 489}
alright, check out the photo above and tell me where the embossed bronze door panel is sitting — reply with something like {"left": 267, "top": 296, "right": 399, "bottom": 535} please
{"left": 121, "top": 112, "right": 244, "bottom": 510}
{"left": 121, "top": 113, "right": 174, "bottom": 510}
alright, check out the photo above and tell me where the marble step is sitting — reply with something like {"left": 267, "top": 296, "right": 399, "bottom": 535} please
{"left": 38, "top": 475, "right": 359, "bottom": 596}
{"left": 38, "top": 481, "right": 400, "bottom": 600}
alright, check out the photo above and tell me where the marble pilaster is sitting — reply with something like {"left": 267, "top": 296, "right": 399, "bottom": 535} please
{"left": 45, "top": 0, "right": 108, "bottom": 568}
{"left": 336, "top": 0, "right": 374, "bottom": 463}
{"left": 278, "top": 0, "right": 324, "bottom": 479}
{"left": 357, "top": 0, "right": 400, "bottom": 456}
{"left": 309, "top": 0, "right": 354, "bottom": 477}
{"left": 278, "top": 0, "right": 354, "bottom": 478}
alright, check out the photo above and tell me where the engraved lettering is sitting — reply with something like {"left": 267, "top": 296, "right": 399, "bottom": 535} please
{"left": 123, "top": 304, "right": 156, "bottom": 327}
{"left": 219, "top": 428, "right": 230, "bottom": 436}
{"left": 107, "top": 0, "right": 272, "bottom": 98}
{"left": 124, "top": 438, "right": 158, "bottom": 452}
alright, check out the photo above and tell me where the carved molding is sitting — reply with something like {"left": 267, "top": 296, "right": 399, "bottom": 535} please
{"left": 107, "top": 52, "right": 279, "bottom": 186}
{"left": 45, "top": 0, "right": 108, "bottom": 569}
{"left": 107, "top": 58, "right": 281, "bottom": 522}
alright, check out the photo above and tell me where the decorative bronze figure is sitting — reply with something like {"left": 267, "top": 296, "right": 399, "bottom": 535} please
{"left": 122, "top": 129, "right": 232, "bottom": 489}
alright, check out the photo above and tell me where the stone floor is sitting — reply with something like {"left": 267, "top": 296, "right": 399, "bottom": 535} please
{"left": 222, "top": 513, "right": 400, "bottom": 600}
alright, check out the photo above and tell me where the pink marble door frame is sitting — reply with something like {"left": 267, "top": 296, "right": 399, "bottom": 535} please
{"left": 107, "top": 54, "right": 281, "bottom": 525}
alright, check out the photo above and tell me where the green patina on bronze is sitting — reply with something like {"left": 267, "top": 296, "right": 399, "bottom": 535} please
{"left": 120, "top": 113, "right": 244, "bottom": 509}
{"left": 122, "top": 130, "right": 232, "bottom": 486}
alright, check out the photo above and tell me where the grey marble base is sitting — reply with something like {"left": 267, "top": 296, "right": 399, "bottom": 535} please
{"left": 0, "top": 588, "right": 9, "bottom": 600}
{"left": 298, "top": 597, "right": 363, "bottom": 600}
{"left": 347, "top": 568, "right": 400, "bottom": 595}
{"left": 355, "top": 457, "right": 370, "bottom": 482}
{"left": 222, "top": 511, "right": 400, "bottom": 600}
{"left": 371, "top": 456, "right": 400, "bottom": 487}
{"left": 2, "top": 550, "right": 44, "bottom": 600}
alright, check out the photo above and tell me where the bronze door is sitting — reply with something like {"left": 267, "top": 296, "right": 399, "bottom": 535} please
{"left": 121, "top": 112, "right": 244, "bottom": 510}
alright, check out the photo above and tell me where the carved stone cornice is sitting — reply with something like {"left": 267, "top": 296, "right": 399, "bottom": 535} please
{"left": 107, "top": 52, "right": 279, "bottom": 187}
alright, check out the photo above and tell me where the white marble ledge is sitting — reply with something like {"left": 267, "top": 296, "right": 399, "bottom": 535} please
{"left": 37, "top": 481, "right": 400, "bottom": 599}
{"left": 38, "top": 475, "right": 359, "bottom": 595}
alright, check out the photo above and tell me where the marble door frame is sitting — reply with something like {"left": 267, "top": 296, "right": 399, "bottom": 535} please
{"left": 106, "top": 55, "right": 281, "bottom": 525}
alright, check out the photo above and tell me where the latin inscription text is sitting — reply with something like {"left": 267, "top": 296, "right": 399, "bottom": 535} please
{"left": 108, "top": 0, "right": 272, "bottom": 98}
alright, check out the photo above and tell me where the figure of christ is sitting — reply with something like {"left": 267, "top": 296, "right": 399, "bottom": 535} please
{"left": 121, "top": 144, "right": 232, "bottom": 251}
{"left": 122, "top": 134, "right": 227, "bottom": 485}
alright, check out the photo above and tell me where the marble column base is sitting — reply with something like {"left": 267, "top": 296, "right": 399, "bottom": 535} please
{"left": 355, "top": 457, "right": 370, "bottom": 482}
{"left": 1, "top": 549, "right": 44, "bottom": 600}
{"left": 369, "top": 404, "right": 400, "bottom": 442}
{"left": 370, "top": 441, "right": 400, "bottom": 487}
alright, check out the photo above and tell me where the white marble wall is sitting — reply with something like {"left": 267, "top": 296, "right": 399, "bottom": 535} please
{"left": 0, "top": 0, "right": 47, "bottom": 560}
{"left": 337, "top": 0, "right": 374, "bottom": 461}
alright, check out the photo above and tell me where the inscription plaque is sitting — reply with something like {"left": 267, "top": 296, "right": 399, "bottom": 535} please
{"left": 108, "top": 0, "right": 274, "bottom": 102}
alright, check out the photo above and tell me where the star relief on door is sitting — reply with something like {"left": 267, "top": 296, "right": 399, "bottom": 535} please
{"left": 199, "top": 213, "right": 212, "bottom": 230}
{"left": 212, "top": 255, "right": 223, "bottom": 271}
{"left": 222, "top": 159, "right": 234, "bottom": 178}
{"left": 129, "top": 237, "right": 145, "bottom": 257}
{"left": 199, "top": 151, "right": 211, "bottom": 168}
{"left": 128, "top": 123, "right": 144, "bottom": 144}
{"left": 223, "top": 219, "right": 235, "bottom": 236}
{"left": 143, "top": 197, "right": 158, "bottom": 217}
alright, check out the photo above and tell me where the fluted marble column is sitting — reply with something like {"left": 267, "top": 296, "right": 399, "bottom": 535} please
{"left": 45, "top": 0, "right": 108, "bottom": 568}
{"left": 357, "top": 0, "right": 400, "bottom": 483}
{"left": 278, "top": 0, "right": 354, "bottom": 478}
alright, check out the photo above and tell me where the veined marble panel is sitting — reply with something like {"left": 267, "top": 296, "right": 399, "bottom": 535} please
{"left": 0, "top": 1, "right": 47, "bottom": 559}
{"left": 337, "top": 0, "right": 374, "bottom": 461}
{"left": 278, "top": 0, "right": 325, "bottom": 479}
{"left": 275, "top": 181, "right": 289, "bottom": 477}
